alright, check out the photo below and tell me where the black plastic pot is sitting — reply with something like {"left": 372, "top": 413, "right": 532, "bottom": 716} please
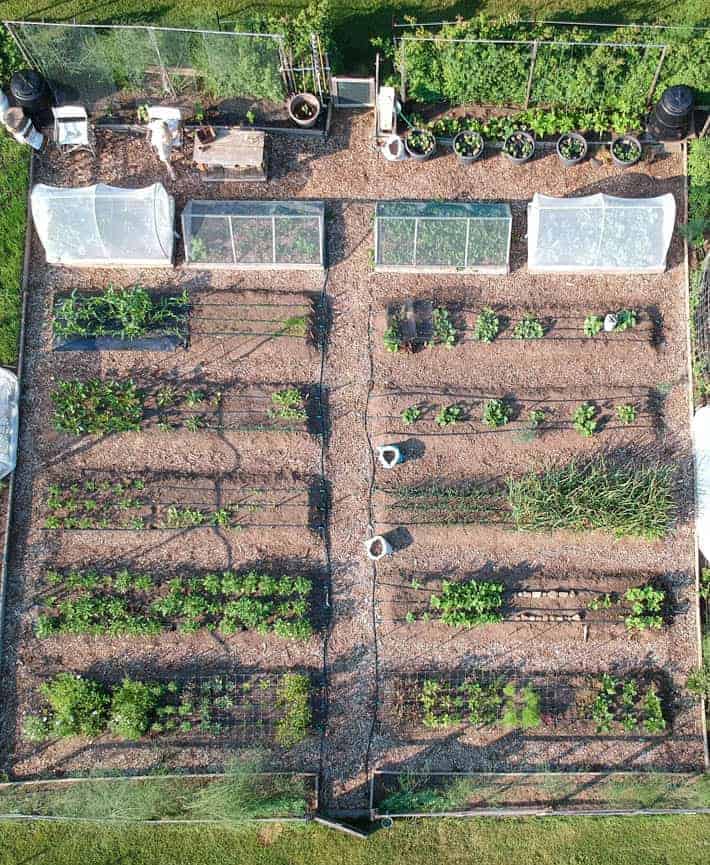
{"left": 648, "top": 85, "right": 695, "bottom": 141}
{"left": 404, "top": 128, "right": 436, "bottom": 162}
{"left": 287, "top": 92, "right": 321, "bottom": 128}
{"left": 610, "top": 134, "right": 642, "bottom": 168}
{"left": 556, "top": 132, "right": 588, "bottom": 167}
{"left": 452, "top": 130, "right": 484, "bottom": 164}
{"left": 502, "top": 130, "right": 535, "bottom": 165}
{"left": 10, "top": 69, "right": 50, "bottom": 119}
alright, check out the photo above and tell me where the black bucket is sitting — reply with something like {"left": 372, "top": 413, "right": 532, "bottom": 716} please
{"left": 648, "top": 85, "right": 694, "bottom": 140}
{"left": 10, "top": 69, "right": 50, "bottom": 121}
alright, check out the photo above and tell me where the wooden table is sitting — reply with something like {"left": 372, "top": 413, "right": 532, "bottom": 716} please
{"left": 193, "top": 128, "right": 267, "bottom": 182}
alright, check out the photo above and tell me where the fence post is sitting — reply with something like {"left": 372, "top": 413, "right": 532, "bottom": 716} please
{"left": 399, "top": 38, "right": 407, "bottom": 104}
{"left": 147, "top": 27, "right": 175, "bottom": 99}
{"left": 647, "top": 44, "right": 668, "bottom": 105}
{"left": 524, "top": 41, "right": 539, "bottom": 109}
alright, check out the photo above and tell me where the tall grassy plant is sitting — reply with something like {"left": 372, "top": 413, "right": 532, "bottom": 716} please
{"left": 507, "top": 458, "right": 675, "bottom": 539}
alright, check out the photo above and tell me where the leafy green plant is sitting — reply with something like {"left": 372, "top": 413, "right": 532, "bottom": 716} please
{"left": 572, "top": 402, "right": 598, "bottom": 437}
{"left": 611, "top": 136, "right": 642, "bottom": 164}
{"left": 435, "top": 404, "right": 463, "bottom": 427}
{"left": 472, "top": 307, "right": 500, "bottom": 343}
{"left": 109, "top": 678, "right": 166, "bottom": 740}
{"left": 429, "top": 579, "right": 504, "bottom": 628}
{"left": 453, "top": 129, "right": 483, "bottom": 157}
{"left": 615, "top": 309, "right": 637, "bottom": 331}
{"left": 402, "top": 405, "right": 422, "bottom": 425}
{"left": 51, "top": 379, "right": 144, "bottom": 436}
{"left": 585, "top": 673, "right": 666, "bottom": 734}
{"left": 39, "top": 673, "right": 109, "bottom": 739}
{"left": 482, "top": 398, "right": 511, "bottom": 429}
{"left": 616, "top": 403, "right": 637, "bottom": 425}
{"left": 584, "top": 315, "right": 603, "bottom": 337}
{"left": 624, "top": 585, "right": 665, "bottom": 632}
{"left": 275, "top": 674, "right": 312, "bottom": 747}
{"left": 406, "top": 128, "right": 435, "bottom": 156}
{"left": 269, "top": 388, "right": 307, "bottom": 422}
{"left": 501, "top": 682, "right": 541, "bottom": 730}
{"left": 528, "top": 409, "right": 546, "bottom": 429}
{"left": 513, "top": 314, "right": 544, "bottom": 340}
{"left": 429, "top": 307, "right": 457, "bottom": 347}
{"left": 189, "top": 236, "right": 207, "bottom": 262}
{"left": 686, "top": 663, "right": 710, "bottom": 700}
{"left": 384, "top": 313, "right": 402, "bottom": 352}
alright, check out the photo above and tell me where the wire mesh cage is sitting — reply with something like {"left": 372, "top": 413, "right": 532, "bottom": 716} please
{"left": 374, "top": 201, "right": 512, "bottom": 274}
{"left": 527, "top": 193, "right": 676, "bottom": 273}
{"left": 182, "top": 200, "right": 325, "bottom": 269}
{"left": 5, "top": 22, "right": 287, "bottom": 118}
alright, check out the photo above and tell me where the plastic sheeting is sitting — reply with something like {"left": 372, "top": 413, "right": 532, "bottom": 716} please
{"left": 0, "top": 369, "right": 19, "bottom": 480}
{"left": 527, "top": 192, "right": 676, "bottom": 274}
{"left": 31, "top": 183, "right": 175, "bottom": 266}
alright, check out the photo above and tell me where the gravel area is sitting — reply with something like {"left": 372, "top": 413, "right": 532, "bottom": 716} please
{"left": 0, "top": 115, "right": 705, "bottom": 812}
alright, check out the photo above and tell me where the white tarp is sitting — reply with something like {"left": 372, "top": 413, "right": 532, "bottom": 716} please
{"left": 0, "top": 368, "right": 18, "bottom": 479}
{"left": 31, "top": 183, "right": 175, "bottom": 266}
{"left": 693, "top": 406, "right": 710, "bottom": 561}
{"left": 527, "top": 192, "right": 676, "bottom": 274}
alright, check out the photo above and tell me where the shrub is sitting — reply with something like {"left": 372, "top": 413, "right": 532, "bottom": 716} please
{"left": 507, "top": 457, "right": 675, "bottom": 539}
{"left": 429, "top": 579, "right": 504, "bottom": 628}
{"left": 275, "top": 674, "right": 312, "bottom": 747}
{"left": 513, "top": 314, "right": 544, "bottom": 340}
{"left": 482, "top": 398, "right": 511, "bottom": 429}
{"left": 472, "top": 307, "right": 500, "bottom": 343}
{"left": 572, "top": 402, "right": 598, "bottom": 437}
{"left": 109, "top": 678, "right": 166, "bottom": 740}
{"left": 40, "top": 673, "right": 109, "bottom": 738}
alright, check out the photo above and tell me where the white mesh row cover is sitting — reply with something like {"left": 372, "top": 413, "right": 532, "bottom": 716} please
{"left": 31, "top": 183, "right": 175, "bottom": 266}
{"left": 527, "top": 192, "right": 676, "bottom": 274}
{"left": 693, "top": 406, "right": 710, "bottom": 561}
{"left": 0, "top": 368, "right": 19, "bottom": 480}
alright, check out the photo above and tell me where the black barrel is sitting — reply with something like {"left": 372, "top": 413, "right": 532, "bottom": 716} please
{"left": 648, "top": 85, "right": 695, "bottom": 141}
{"left": 10, "top": 69, "right": 49, "bottom": 117}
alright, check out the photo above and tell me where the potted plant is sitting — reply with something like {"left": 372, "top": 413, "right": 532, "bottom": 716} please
{"left": 405, "top": 128, "right": 436, "bottom": 162}
{"left": 502, "top": 130, "right": 535, "bottom": 165}
{"left": 287, "top": 92, "right": 321, "bottom": 129}
{"left": 610, "top": 134, "right": 642, "bottom": 168}
{"left": 193, "top": 102, "right": 216, "bottom": 145}
{"left": 556, "top": 132, "right": 587, "bottom": 167}
{"left": 452, "top": 129, "right": 484, "bottom": 165}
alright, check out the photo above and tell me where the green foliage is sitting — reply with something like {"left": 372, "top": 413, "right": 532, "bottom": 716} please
{"left": 384, "top": 313, "right": 402, "bottom": 352}
{"left": 611, "top": 136, "right": 642, "bottom": 163}
{"left": 615, "top": 309, "right": 637, "bottom": 331}
{"left": 0, "top": 131, "right": 29, "bottom": 366}
{"left": 269, "top": 387, "right": 307, "bottom": 422}
{"left": 572, "top": 402, "right": 598, "bottom": 437}
{"left": 429, "top": 579, "right": 504, "bottom": 628}
{"left": 472, "top": 306, "right": 500, "bottom": 343}
{"left": 401, "top": 404, "right": 422, "bottom": 425}
{"left": 39, "top": 673, "right": 109, "bottom": 738}
{"left": 36, "top": 568, "right": 313, "bottom": 640}
{"left": 508, "top": 457, "right": 675, "bottom": 539}
{"left": 51, "top": 379, "right": 144, "bottom": 435}
{"left": 700, "top": 568, "right": 710, "bottom": 601}
{"left": 109, "top": 678, "right": 166, "bottom": 740}
{"left": 686, "top": 663, "right": 710, "bottom": 700}
{"left": 406, "top": 128, "right": 436, "bottom": 155}
{"left": 513, "top": 314, "right": 544, "bottom": 340}
{"left": 275, "top": 674, "right": 312, "bottom": 747}
{"left": 587, "top": 673, "right": 666, "bottom": 734}
{"left": 616, "top": 403, "right": 637, "bottom": 425}
{"left": 527, "top": 409, "right": 546, "bottom": 429}
{"left": 453, "top": 129, "right": 483, "bottom": 157}
{"left": 391, "top": 481, "right": 501, "bottom": 525}
{"left": 584, "top": 314, "right": 603, "bottom": 337}
{"left": 429, "top": 307, "right": 457, "bottom": 347}
{"left": 502, "top": 682, "right": 542, "bottom": 731}
{"left": 503, "top": 131, "right": 534, "bottom": 159}
{"left": 688, "top": 139, "right": 710, "bottom": 250}
{"left": 482, "top": 398, "right": 511, "bottom": 429}
{"left": 624, "top": 585, "right": 665, "bottom": 632}
{"left": 435, "top": 404, "right": 463, "bottom": 427}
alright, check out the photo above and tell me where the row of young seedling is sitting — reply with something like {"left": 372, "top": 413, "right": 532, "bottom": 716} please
{"left": 35, "top": 567, "right": 316, "bottom": 640}
{"left": 395, "top": 397, "right": 641, "bottom": 435}
{"left": 51, "top": 379, "right": 311, "bottom": 436}
{"left": 405, "top": 672, "right": 667, "bottom": 735}
{"left": 23, "top": 671, "right": 314, "bottom": 749}
{"left": 399, "top": 577, "right": 667, "bottom": 633}
{"left": 384, "top": 305, "right": 638, "bottom": 352}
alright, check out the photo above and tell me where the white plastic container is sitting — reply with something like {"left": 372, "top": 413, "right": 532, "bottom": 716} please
{"left": 376, "top": 444, "right": 402, "bottom": 468}
{"left": 365, "top": 535, "right": 392, "bottom": 561}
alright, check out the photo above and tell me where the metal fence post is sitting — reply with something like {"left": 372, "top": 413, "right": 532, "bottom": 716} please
{"left": 646, "top": 44, "right": 668, "bottom": 104}
{"left": 524, "top": 40, "right": 539, "bottom": 109}
{"left": 147, "top": 26, "right": 175, "bottom": 98}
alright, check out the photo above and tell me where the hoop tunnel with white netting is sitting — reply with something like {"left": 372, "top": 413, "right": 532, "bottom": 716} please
{"left": 527, "top": 193, "right": 676, "bottom": 274}
{"left": 31, "top": 183, "right": 175, "bottom": 267}
{"left": 374, "top": 201, "right": 512, "bottom": 274}
{"left": 182, "top": 200, "right": 325, "bottom": 269}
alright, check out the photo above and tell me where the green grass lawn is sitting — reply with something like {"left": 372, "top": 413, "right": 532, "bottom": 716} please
{"left": 1, "top": 815, "right": 709, "bottom": 865}
{"left": 2, "top": 0, "right": 709, "bottom": 72}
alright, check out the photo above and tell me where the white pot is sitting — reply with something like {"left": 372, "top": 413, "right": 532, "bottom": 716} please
{"left": 365, "top": 535, "right": 392, "bottom": 561}
{"left": 381, "top": 134, "right": 406, "bottom": 162}
{"left": 376, "top": 444, "right": 402, "bottom": 468}
{"left": 603, "top": 313, "right": 618, "bottom": 332}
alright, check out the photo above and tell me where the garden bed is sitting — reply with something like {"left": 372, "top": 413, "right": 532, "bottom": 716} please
{"left": 0, "top": 115, "right": 705, "bottom": 804}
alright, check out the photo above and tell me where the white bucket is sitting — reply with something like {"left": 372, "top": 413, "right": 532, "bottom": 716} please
{"left": 0, "top": 91, "right": 9, "bottom": 124}
{"left": 376, "top": 444, "right": 402, "bottom": 468}
{"left": 381, "top": 134, "right": 406, "bottom": 162}
{"left": 365, "top": 535, "right": 392, "bottom": 561}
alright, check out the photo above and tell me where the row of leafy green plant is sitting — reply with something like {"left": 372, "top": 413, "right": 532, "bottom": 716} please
{"left": 688, "top": 139, "right": 710, "bottom": 403}
{"left": 35, "top": 568, "right": 314, "bottom": 640}
{"left": 412, "top": 672, "right": 667, "bottom": 734}
{"left": 401, "top": 577, "right": 666, "bottom": 633}
{"left": 386, "top": 456, "right": 675, "bottom": 540}
{"left": 398, "top": 396, "right": 639, "bottom": 435}
{"left": 379, "top": 14, "right": 710, "bottom": 114}
{"left": 42, "top": 477, "right": 300, "bottom": 532}
{"left": 51, "top": 379, "right": 309, "bottom": 435}
{"left": 23, "top": 672, "right": 312, "bottom": 748}
{"left": 53, "top": 285, "right": 189, "bottom": 343}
